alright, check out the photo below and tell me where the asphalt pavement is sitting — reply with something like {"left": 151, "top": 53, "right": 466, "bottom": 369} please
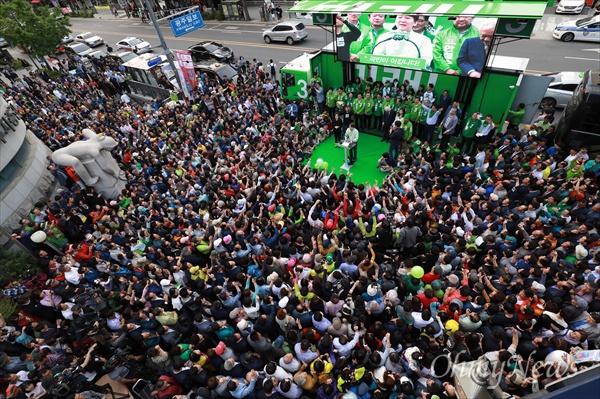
{"left": 2, "top": 5, "right": 598, "bottom": 82}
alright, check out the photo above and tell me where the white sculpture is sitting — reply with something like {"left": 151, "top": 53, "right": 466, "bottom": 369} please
{"left": 51, "top": 129, "right": 127, "bottom": 199}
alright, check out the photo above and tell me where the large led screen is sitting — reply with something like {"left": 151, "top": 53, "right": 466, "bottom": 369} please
{"left": 334, "top": 13, "right": 498, "bottom": 78}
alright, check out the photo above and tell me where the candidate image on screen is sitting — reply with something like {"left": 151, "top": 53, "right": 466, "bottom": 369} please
{"left": 332, "top": 13, "right": 497, "bottom": 79}
{"left": 431, "top": 16, "right": 480, "bottom": 75}
{"left": 457, "top": 24, "right": 495, "bottom": 79}
{"left": 372, "top": 14, "right": 433, "bottom": 68}
{"left": 334, "top": 14, "right": 363, "bottom": 62}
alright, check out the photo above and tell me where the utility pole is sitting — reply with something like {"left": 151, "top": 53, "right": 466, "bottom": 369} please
{"left": 240, "top": 0, "right": 250, "bottom": 21}
{"left": 143, "top": 0, "right": 187, "bottom": 100}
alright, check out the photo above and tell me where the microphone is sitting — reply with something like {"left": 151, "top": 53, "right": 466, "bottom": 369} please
{"left": 372, "top": 32, "right": 421, "bottom": 59}
{"left": 392, "top": 33, "right": 409, "bottom": 41}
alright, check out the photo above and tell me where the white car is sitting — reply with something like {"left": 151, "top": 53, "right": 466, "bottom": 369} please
{"left": 541, "top": 71, "right": 583, "bottom": 108}
{"left": 62, "top": 35, "right": 74, "bottom": 44}
{"left": 262, "top": 21, "right": 308, "bottom": 45}
{"left": 75, "top": 32, "right": 104, "bottom": 48}
{"left": 553, "top": 15, "right": 600, "bottom": 42}
{"left": 116, "top": 37, "right": 152, "bottom": 54}
{"left": 556, "top": 0, "right": 585, "bottom": 14}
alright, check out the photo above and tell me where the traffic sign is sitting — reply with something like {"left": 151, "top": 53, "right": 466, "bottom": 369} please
{"left": 147, "top": 56, "right": 163, "bottom": 67}
{"left": 169, "top": 10, "right": 205, "bottom": 38}
{"left": 312, "top": 13, "right": 334, "bottom": 26}
{"left": 495, "top": 18, "right": 536, "bottom": 38}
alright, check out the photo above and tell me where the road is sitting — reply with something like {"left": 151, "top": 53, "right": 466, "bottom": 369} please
{"left": 69, "top": 11, "right": 599, "bottom": 74}
{"left": 70, "top": 18, "right": 333, "bottom": 67}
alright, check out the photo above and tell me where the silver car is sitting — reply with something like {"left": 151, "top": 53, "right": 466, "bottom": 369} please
{"left": 541, "top": 71, "right": 583, "bottom": 108}
{"left": 65, "top": 43, "right": 94, "bottom": 57}
{"left": 76, "top": 32, "right": 104, "bottom": 48}
{"left": 263, "top": 21, "right": 308, "bottom": 45}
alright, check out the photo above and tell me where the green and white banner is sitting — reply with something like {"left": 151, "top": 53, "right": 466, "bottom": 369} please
{"left": 290, "top": 0, "right": 547, "bottom": 19}
{"left": 360, "top": 54, "right": 427, "bottom": 70}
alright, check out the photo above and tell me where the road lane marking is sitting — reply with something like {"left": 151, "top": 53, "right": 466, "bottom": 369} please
{"left": 78, "top": 28, "right": 321, "bottom": 51}
{"left": 565, "top": 56, "right": 599, "bottom": 61}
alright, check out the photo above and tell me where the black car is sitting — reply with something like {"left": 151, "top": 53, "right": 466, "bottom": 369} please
{"left": 188, "top": 41, "right": 234, "bottom": 63}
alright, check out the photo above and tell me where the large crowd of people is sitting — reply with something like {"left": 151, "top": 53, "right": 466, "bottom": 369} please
{"left": 1, "top": 50, "right": 600, "bottom": 399}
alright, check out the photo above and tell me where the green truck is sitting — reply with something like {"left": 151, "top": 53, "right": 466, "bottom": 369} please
{"left": 281, "top": 0, "right": 554, "bottom": 133}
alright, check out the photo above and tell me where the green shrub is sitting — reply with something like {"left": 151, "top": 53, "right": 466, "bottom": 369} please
{"left": 0, "top": 297, "right": 19, "bottom": 322}
{"left": 0, "top": 249, "right": 38, "bottom": 279}
{"left": 39, "top": 68, "right": 60, "bottom": 78}
{"left": 214, "top": 11, "right": 225, "bottom": 21}
{"left": 202, "top": 9, "right": 214, "bottom": 20}
{"left": 12, "top": 60, "right": 23, "bottom": 69}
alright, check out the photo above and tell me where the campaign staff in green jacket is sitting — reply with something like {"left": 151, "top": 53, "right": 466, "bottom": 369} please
{"left": 432, "top": 16, "right": 479, "bottom": 75}
{"left": 507, "top": 103, "right": 525, "bottom": 129}
{"left": 352, "top": 93, "right": 366, "bottom": 130}
{"left": 462, "top": 112, "right": 481, "bottom": 155}
{"left": 342, "top": 13, "right": 371, "bottom": 62}
{"left": 363, "top": 93, "right": 375, "bottom": 130}
{"left": 372, "top": 94, "right": 384, "bottom": 130}
{"left": 326, "top": 88, "right": 337, "bottom": 116}
{"left": 358, "top": 13, "right": 388, "bottom": 56}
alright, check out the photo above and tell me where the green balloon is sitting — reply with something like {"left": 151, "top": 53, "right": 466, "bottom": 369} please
{"left": 411, "top": 266, "right": 425, "bottom": 279}
{"left": 321, "top": 161, "right": 329, "bottom": 170}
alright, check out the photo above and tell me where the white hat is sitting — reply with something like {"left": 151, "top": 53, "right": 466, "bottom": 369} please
{"left": 386, "top": 289, "right": 398, "bottom": 301}
{"left": 237, "top": 320, "right": 249, "bottom": 331}
{"left": 213, "top": 238, "right": 223, "bottom": 247}
{"left": 278, "top": 296, "right": 289, "bottom": 308}
{"left": 532, "top": 281, "right": 546, "bottom": 294}
{"left": 367, "top": 284, "right": 377, "bottom": 297}
{"left": 576, "top": 244, "right": 589, "bottom": 260}
{"left": 160, "top": 279, "right": 172, "bottom": 287}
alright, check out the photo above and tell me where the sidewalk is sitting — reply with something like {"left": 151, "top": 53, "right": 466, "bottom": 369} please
{"left": 92, "top": 4, "right": 313, "bottom": 26}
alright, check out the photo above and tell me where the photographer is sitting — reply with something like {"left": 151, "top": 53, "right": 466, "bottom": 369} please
{"left": 313, "top": 82, "right": 325, "bottom": 113}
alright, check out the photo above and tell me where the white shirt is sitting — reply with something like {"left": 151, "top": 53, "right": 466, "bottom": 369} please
{"left": 107, "top": 314, "right": 122, "bottom": 331}
{"left": 264, "top": 364, "right": 293, "bottom": 381}
{"left": 64, "top": 267, "right": 81, "bottom": 285}
{"left": 121, "top": 93, "right": 131, "bottom": 104}
{"left": 345, "top": 127, "right": 359, "bottom": 143}
{"left": 61, "top": 302, "right": 76, "bottom": 320}
{"left": 411, "top": 312, "right": 434, "bottom": 329}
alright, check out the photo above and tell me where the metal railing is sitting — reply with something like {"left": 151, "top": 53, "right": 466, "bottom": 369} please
{"left": 127, "top": 80, "right": 170, "bottom": 102}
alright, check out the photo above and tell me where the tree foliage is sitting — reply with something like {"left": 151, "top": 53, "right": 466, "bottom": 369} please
{"left": 0, "top": 248, "right": 38, "bottom": 278}
{"left": 0, "top": 0, "right": 71, "bottom": 58}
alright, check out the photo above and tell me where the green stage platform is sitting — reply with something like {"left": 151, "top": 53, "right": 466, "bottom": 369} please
{"left": 309, "top": 133, "right": 391, "bottom": 186}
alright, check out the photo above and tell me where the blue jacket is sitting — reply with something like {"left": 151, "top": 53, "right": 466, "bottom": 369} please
{"left": 457, "top": 37, "right": 486, "bottom": 76}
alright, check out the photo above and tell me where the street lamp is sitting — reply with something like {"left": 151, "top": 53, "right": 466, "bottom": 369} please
{"left": 143, "top": 0, "right": 187, "bottom": 101}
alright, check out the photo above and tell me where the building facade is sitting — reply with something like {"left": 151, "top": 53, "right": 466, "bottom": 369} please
{"left": 0, "top": 95, "right": 55, "bottom": 229}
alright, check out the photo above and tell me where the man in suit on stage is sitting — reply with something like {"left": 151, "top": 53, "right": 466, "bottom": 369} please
{"left": 457, "top": 24, "right": 495, "bottom": 79}
{"left": 381, "top": 106, "right": 396, "bottom": 142}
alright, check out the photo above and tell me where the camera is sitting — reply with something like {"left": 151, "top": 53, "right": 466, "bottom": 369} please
{"left": 103, "top": 346, "right": 131, "bottom": 373}
{"left": 48, "top": 366, "right": 84, "bottom": 397}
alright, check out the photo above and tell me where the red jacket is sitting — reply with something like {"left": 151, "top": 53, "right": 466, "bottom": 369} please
{"left": 156, "top": 375, "right": 182, "bottom": 398}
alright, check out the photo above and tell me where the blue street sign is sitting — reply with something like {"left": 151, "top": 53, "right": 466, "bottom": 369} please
{"left": 147, "top": 56, "right": 163, "bottom": 67}
{"left": 169, "top": 11, "right": 205, "bottom": 38}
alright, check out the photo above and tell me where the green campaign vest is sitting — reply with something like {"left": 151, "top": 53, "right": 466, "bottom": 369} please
{"left": 353, "top": 98, "right": 365, "bottom": 114}
{"left": 373, "top": 99, "right": 384, "bottom": 116}
{"left": 326, "top": 92, "right": 336, "bottom": 108}
{"left": 462, "top": 118, "right": 480, "bottom": 138}
{"left": 363, "top": 98, "right": 374, "bottom": 115}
